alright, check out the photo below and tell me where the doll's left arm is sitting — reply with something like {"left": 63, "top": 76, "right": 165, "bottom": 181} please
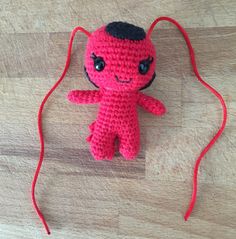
{"left": 137, "top": 92, "right": 166, "bottom": 116}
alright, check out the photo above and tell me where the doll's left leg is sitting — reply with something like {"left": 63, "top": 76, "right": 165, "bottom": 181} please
{"left": 118, "top": 126, "right": 140, "bottom": 160}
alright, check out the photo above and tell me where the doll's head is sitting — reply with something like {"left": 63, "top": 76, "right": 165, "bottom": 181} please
{"left": 84, "top": 22, "right": 156, "bottom": 91}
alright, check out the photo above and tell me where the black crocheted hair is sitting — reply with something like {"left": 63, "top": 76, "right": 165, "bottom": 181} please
{"left": 105, "top": 21, "right": 146, "bottom": 40}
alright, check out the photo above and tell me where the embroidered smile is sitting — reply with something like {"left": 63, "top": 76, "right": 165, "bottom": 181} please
{"left": 115, "top": 75, "right": 133, "bottom": 83}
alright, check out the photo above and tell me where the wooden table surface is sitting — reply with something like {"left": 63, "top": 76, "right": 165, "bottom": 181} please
{"left": 1, "top": 1, "right": 236, "bottom": 238}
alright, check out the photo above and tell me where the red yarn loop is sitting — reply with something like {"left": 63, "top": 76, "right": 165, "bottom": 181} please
{"left": 148, "top": 16, "right": 227, "bottom": 220}
{"left": 31, "top": 26, "right": 91, "bottom": 235}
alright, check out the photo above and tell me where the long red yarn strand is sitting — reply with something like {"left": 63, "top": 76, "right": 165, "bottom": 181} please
{"left": 147, "top": 16, "right": 227, "bottom": 221}
{"left": 31, "top": 26, "right": 91, "bottom": 235}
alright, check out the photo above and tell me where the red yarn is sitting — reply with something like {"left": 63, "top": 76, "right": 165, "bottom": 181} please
{"left": 148, "top": 16, "right": 227, "bottom": 221}
{"left": 31, "top": 26, "right": 91, "bottom": 235}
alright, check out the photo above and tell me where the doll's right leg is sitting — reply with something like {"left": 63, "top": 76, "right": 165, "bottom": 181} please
{"left": 90, "top": 127, "right": 116, "bottom": 160}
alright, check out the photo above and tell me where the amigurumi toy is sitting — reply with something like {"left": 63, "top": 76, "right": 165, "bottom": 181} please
{"left": 68, "top": 21, "right": 166, "bottom": 160}
{"left": 32, "top": 17, "right": 227, "bottom": 235}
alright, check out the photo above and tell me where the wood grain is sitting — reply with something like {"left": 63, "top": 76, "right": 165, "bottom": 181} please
{"left": 1, "top": 1, "right": 236, "bottom": 238}
{"left": 1, "top": 0, "right": 236, "bottom": 33}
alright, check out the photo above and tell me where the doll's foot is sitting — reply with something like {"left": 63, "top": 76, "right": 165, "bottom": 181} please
{"left": 91, "top": 146, "right": 115, "bottom": 160}
{"left": 119, "top": 148, "right": 138, "bottom": 160}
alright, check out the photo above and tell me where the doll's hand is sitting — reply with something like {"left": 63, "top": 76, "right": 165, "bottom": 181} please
{"left": 67, "top": 90, "right": 101, "bottom": 104}
{"left": 138, "top": 92, "right": 166, "bottom": 116}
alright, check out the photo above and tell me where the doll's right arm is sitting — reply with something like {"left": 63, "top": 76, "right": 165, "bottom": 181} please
{"left": 67, "top": 90, "right": 101, "bottom": 104}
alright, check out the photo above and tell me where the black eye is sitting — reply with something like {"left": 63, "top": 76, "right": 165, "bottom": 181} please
{"left": 138, "top": 56, "right": 154, "bottom": 75}
{"left": 94, "top": 57, "right": 105, "bottom": 71}
{"left": 139, "top": 62, "right": 149, "bottom": 75}
{"left": 91, "top": 53, "right": 105, "bottom": 72}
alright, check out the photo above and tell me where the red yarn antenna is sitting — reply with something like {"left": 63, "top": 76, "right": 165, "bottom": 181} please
{"left": 148, "top": 17, "right": 227, "bottom": 220}
{"left": 31, "top": 27, "right": 91, "bottom": 235}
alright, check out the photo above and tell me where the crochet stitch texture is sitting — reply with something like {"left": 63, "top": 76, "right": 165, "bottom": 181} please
{"left": 68, "top": 22, "right": 166, "bottom": 160}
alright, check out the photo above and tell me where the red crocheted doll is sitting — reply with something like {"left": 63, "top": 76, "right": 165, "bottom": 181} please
{"left": 68, "top": 22, "right": 166, "bottom": 160}
{"left": 32, "top": 17, "right": 227, "bottom": 235}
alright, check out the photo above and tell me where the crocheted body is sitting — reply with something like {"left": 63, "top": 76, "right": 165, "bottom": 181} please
{"left": 66, "top": 22, "right": 167, "bottom": 160}
{"left": 89, "top": 89, "right": 139, "bottom": 160}
{"left": 68, "top": 88, "right": 165, "bottom": 160}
